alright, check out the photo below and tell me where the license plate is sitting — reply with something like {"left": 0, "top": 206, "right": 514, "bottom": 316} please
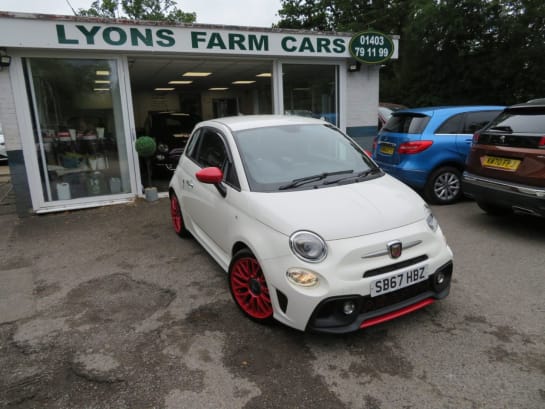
{"left": 370, "top": 265, "right": 429, "bottom": 297}
{"left": 482, "top": 155, "right": 521, "bottom": 171}
{"left": 379, "top": 143, "right": 395, "bottom": 155}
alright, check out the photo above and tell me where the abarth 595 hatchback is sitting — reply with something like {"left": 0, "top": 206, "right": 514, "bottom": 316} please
{"left": 463, "top": 100, "right": 545, "bottom": 217}
{"left": 373, "top": 106, "right": 504, "bottom": 204}
{"left": 169, "top": 115, "right": 453, "bottom": 333}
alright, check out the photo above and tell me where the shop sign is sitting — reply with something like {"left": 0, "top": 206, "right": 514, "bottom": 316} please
{"left": 0, "top": 17, "right": 398, "bottom": 59}
{"left": 348, "top": 31, "right": 394, "bottom": 64}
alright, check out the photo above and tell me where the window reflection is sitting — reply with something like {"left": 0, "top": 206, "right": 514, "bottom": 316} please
{"left": 282, "top": 64, "right": 338, "bottom": 125}
{"left": 25, "top": 58, "right": 131, "bottom": 202}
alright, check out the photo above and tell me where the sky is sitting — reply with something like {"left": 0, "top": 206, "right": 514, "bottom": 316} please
{"left": 0, "top": 0, "right": 283, "bottom": 28}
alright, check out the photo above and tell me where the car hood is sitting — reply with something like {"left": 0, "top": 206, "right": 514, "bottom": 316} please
{"left": 248, "top": 174, "right": 427, "bottom": 240}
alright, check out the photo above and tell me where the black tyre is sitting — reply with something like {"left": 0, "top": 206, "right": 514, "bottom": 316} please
{"left": 425, "top": 166, "right": 462, "bottom": 204}
{"left": 228, "top": 249, "right": 274, "bottom": 324}
{"left": 169, "top": 193, "right": 190, "bottom": 238}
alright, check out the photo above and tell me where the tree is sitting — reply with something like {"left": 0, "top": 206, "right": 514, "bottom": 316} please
{"left": 277, "top": 0, "right": 545, "bottom": 106}
{"left": 77, "top": 0, "right": 196, "bottom": 23}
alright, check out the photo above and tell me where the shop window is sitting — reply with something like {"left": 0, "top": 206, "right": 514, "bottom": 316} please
{"left": 25, "top": 58, "right": 132, "bottom": 202}
{"left": 282, "top": 64, "right": 338, "bottom": 126}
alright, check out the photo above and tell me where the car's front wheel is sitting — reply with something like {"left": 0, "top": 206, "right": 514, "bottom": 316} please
{"left": 228, "top": 249, "right": 273, "bottom": 323}
{"left": 170, "top": 192, "right": 190, "bottom": 238}
{"left": 425, "top": 166, "right": 462, "bottom": 204}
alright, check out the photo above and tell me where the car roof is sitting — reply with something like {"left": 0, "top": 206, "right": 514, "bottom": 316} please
{"left": 198, "top": 115, "right": 329, "bottom": 132}
{"left": 394, "top": 105, "right": 505, "bottom": 116}
{"left": 509, "top": 100, "right": 545, "bottom": 109}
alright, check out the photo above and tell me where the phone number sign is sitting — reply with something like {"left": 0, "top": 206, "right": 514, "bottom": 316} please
{"left": 349, "top": 31, "right": 394, "bottom": 64}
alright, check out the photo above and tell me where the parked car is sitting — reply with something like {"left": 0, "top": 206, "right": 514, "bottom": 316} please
{"left": 169, "top": 115, "right": 453, "bottom": 333}
{"left": 372, "top": 105, "right": 504, "bottom": 204}
{"left": 378, "top": 102, "right": 407, "bottom": 130}
{"left": 463, "top": 100, "right": 545, "bottom": 217}
{"left": 143, "top": 111, "right": 201, "bottom": 172}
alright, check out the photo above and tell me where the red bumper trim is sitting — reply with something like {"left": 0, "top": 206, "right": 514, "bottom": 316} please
{"left": 360, "top": 298, "right": 435, "bottom": 329}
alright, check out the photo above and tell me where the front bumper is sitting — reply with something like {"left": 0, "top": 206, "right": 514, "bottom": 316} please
{"left": 463, "top": 171, "right": 545, "bottom": 217}
{"left": 260, "top": 219, "right": 453, "bottom": 333}
{"left": 305, "top": 261, "right": 452, "bottom": 333}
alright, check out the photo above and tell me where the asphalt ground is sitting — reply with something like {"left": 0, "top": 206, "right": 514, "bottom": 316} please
{"left": 0, "top": 197, "right": 544, "bottom": 409}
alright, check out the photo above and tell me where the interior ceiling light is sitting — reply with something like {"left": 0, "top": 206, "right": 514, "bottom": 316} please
{"left": 96, "top": 70, "right": 110, "bottom": 76}
{"left": 232, "top": 80, "right": 256, "bottom": 85}
{"left": 94, "top": 80, "right": 111, "bottom": 84}
{"left": 256, "top": 73, "right": 272, "bottom": 77}
{"left": 209, "top": 87, "right": 229, "bottom": 91}
{"left": 154, "top": 87, "right": 175, "bottom": 91}
{"left": 182, "top": 72, "right": 212, "bottom": 77}
{"left": 171, "top": 113, "right": 190, "bottom": 116}
{"left": 168, "top": 80, "right": 193, "bottom": 85}
{"left": 93, "top": 88, "right": 110, "bottom": 92}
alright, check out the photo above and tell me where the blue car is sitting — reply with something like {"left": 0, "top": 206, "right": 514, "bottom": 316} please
{"left": 372, "top": 106, "right": 504, "bottom": 204}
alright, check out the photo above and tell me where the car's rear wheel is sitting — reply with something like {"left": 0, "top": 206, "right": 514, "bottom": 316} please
{"left": 170, "top": 193, "right": 190, "bottom": 238}
{"left": 425, "top": 166, "right": 462, "bottom": 204}
{"left": 476, "top": 201, "right": 513, "bottom": 216}
{"left": 228, "top": 249, "right": 273, "bottom": 323}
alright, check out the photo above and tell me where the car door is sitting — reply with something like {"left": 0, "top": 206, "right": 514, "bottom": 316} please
{"left": 179, "top": 126, "right": 240, "bottom": 264}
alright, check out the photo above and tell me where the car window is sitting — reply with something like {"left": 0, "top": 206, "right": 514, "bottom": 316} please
{"left": 383, "top": 114, "right": 430, "bottom": 134}
{"left": 462, "top": 111, "right": 501, "bottom": 134}
{"left": 487, "top": 108, "right": 545, "bottom": 134}
{"left": 187, "top": 128, "right": 240, "bottom": 189}
{"left": 234, "top": 124, "right": 377, "bottom": 192}
{"left": 435, "top": 113, "right": 463, "bottom": 134}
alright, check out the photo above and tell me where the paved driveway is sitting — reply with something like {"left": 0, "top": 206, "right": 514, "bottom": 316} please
{"left": 1, "top": 199, "right": 543, "bottom": 408}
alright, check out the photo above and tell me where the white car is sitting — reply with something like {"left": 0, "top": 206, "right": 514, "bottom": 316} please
{"left": 169, "top": 115, "right": 453, "bottom": 333}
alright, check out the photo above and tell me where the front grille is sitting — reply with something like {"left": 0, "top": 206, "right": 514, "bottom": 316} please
{"left": 363, "top": 255, "right": 428, "bottom": 278}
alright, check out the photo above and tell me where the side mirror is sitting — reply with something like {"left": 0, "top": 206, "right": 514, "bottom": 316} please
{"left": 195, "top": 167, "right": 227, "bottom": 197}
{"left": 196, "top": 167, "right": 223, "bottom": 184}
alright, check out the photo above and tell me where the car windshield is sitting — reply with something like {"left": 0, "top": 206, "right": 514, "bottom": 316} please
{"left": 486, "top": 108, "right": 545, "bottom": 134}
{"left": 383, "top": 113, "right": 430, "bottom": 134}
{"left": 234, "top": 124, "right": 379, "bottom": 192}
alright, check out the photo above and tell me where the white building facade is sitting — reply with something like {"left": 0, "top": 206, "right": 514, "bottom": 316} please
{"left": 0, "top": 12, "right": 398, "bottom": 215}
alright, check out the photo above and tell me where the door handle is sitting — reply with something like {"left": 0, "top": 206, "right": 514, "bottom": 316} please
{"left": 186, "top": 180, "right": 194, "bottom": 189}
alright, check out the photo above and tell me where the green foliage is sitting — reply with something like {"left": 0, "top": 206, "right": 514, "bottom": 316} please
{"left": 278, "top": 0, "right": 545, "bottom": 106}
{"left": 135, "top": 136, "right": 156, "bottom": 158}
{"left": 77, "top": 0, "right": 196, "bottom": 23}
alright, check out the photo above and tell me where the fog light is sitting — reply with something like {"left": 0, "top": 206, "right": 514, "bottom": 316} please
{"left": 435, "top": 272, "right": 446, "bottom": 285}
{"left": 343, "top": 301, "right": 356, "bottom": 315}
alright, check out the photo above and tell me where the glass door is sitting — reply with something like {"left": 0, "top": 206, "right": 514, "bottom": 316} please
{"left": 24, "top": 57, "right": 136, "bottom": 207}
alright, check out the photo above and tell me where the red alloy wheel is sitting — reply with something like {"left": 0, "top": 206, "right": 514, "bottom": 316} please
{"left": 170, "top": 194, "right": 189, "bottom": 237}
{"left": 229, "top": 252, "right": 273, "bottom": 321}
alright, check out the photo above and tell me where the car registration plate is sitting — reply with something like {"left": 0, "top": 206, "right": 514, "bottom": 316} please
{"left": 482, "top": 155, "right": 521, "bottom": 171}
{"left": 370, "top": 265, "right": 429, "bottom": 297}
{"left": 379, "top": 143, "right": 395, "bottom": 155}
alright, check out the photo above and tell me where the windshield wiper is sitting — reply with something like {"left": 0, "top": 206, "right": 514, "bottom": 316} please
{"left": 322, "top": 168, "right": 379, "bottom": 185}
{"left": 278, "top": 170, "right": 354, "bottom": 190}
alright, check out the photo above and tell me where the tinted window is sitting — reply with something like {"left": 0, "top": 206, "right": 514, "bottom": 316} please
{"left": 383, "top": 114, "right": 430, "bottom": 134}
{"left": 486, "top": 108, "right": 545, "bottom": 134}
{"left": 462, "top": 111, "right": 501, "bottom": 133}
{"left": 436, "top": 114, "right": 463, "bottom": 134}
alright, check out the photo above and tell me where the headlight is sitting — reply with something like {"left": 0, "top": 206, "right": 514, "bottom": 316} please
{"left": 289, "top": 231, "right": 327, "bottom": 263}
{"left": 425, "top": 204, "right": 438, "bottom": 232}
{"left": 158, "top": 143, "right": 169, "bottom": 153}
{"left": 286, "top": 268, "right": 319, "bottom": 287}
